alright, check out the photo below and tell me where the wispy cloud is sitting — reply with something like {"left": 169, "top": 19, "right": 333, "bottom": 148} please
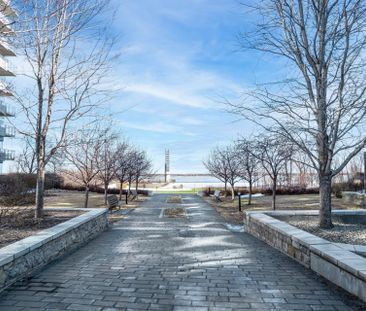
{"left": 104, "top": 0, "right": 257, "bottom": 172}
{"left": 118, "top": 120, "right": 179, "bottom": 133}
{"left": 126, "top": 83, "right": 211, "bottom": 108}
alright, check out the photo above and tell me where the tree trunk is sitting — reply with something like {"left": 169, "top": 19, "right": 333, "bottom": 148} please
{"left": 119, "top": 180, "right": 123, "bottom": 200}
{"left": 231, "top": 185, "right": 235, "bottom": 200}
{"left": 84, "top": 186, "right": 90, "bottom": 208}
{"left": 248, "top": 181, "right": 252, "bottom": 205}
{"left": 35, "top": 164, "right": 45, "bottom": 218}
{"left": 135, "top": 179, "right": 139, "bottom": 200}
{"left": 272, "top": 176, "right": 277, "bottom": 210}
{"left": 224, "top": 181, "right": 227, "bottom": 197}
{"left": 104, "top": 181, "right": 108, "bottom": 204}
{"left": 319, "top": 175, "right": 333, "bottom": 228}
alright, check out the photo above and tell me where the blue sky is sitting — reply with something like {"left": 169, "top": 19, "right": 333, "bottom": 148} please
{"left": 6, "top": 0, "right": 284, "bottom": 174}
{"left": 103, "top": 0, "right": 277, "bottom": 174}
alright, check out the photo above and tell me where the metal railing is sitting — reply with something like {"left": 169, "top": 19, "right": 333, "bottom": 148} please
{"left": 0, "top": 56, "right": 14, "bottom": 75}
{"left": 0, "top": 80, "right": 12, "bottom": 95}
{"left": 0, "top": 124, "right": 14, "bottom": 137}
{"left": 0, "top": 39, "right": 14, "bottom": 56}
{"left": 0, "top": 148, "right": 14, "bottom": 161}
{"left": 0, "top": 102, "right": 14, "bottom": 116}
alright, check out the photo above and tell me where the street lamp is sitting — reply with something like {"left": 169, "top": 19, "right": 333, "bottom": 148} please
{"left": 364, "top": 151, "right": 366, "bottom": 194}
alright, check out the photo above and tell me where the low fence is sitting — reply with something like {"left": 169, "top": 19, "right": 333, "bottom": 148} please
{"left": 244, "top": 210, "right": 366, "bottom": 302}
{"left": 0, "top": 208, "right": 108, "bottom": 293}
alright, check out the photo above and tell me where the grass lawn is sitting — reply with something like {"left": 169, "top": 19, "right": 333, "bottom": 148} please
{"left": 0, "top": 189, "right": 149, "bottom": 248}
{"left": 45, "top": 190, "right": 106, "bottom": 208}
{"left": 44, "top": 189, "right": 148, "bottom": 209}
{"left": 155, "top": 189, "right": 198, "bottom": 194}
{"left": 205, "top": 194, "right": 362, "bottom": 225}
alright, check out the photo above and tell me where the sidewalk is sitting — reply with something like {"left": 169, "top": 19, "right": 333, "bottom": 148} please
{"left": 0, "top": 194, "right": 362, "bottom": 310}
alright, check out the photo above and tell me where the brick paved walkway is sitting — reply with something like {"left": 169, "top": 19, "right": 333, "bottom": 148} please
{"left": 0, "top": 194, "right": 363, "bottom": 310}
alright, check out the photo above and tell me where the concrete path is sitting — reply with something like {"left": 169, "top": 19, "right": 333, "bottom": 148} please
{"left": 0, "top": 194, "right": 363, "bottom": 310}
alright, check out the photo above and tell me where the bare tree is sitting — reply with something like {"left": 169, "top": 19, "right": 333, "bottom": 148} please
{"left": 254, "top": 136, "right": 293, "bottom": 210}
{"left": 16, "top": 137, "right": 36, "bottom": 174}
{"left": 132, "top": 149, "right": 152, "bottom": 194}
{"left": 64, "top": 126, "right": 105, "bottom": 208}
{"left": 97, "top": 130, "right": 119, "bottom": 204}
{"left": 204, "top": 145, "right": 241, "bottom": 200}
{"left": 203, "top": 146, "right": 230, "bottom": 196}
{"left": 231, "top": 0, "right": 366, "bottom": 228}
{"left": 223, "top": 145, "right": 242, "bottom": 200}
{"left": 14, "top": 0, "right": 113, "bottom": 218}
{"left": 115, "top": 142, "right": 132, "bottom": 200}
{"left": 236, "top": 139, "right": 262, "bottom": 205}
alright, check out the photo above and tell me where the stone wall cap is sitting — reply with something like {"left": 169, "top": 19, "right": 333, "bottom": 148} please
{"left": 0, "top": 208, "right": 108, "bottom": 266}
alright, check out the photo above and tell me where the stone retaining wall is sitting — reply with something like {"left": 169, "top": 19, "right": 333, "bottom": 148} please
{"left": 244, "top": 210, "right": 366, "bottom": 302}
{"left": 0, "top": 208, "right": 108, "bottom": 293}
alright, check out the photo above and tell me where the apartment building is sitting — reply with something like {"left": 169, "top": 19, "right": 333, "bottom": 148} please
{"left": 0, "top": 0, "right": 16, "bottom": 172}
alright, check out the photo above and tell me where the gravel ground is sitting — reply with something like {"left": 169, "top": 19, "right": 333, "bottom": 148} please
{"left": 286, "top": 218, "right": 366, "bottom": 245}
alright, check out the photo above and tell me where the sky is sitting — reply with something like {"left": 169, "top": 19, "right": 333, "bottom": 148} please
{"left": 101, "top": 0, "right": 278, "bottom": 174}
{"left": 5, "top": 0, "right": 285, "bottom": 174}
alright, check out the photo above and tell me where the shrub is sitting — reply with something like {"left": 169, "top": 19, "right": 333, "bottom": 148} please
{"left": 203, "top": 186, "right": 319, "bottom": 197}
{"left": 0, "top": 174, "right": 35, "bottom": 206}
{"left": 332, "top": 181, "right": 364, "bottom": 198}
{"left": 60, "top": 183, "right": 149, "bottom": 196}
{"left": 0, "top": 173, "right": 64, "bottom": 206}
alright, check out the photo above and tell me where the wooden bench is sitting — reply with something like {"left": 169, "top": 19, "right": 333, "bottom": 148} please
{"left": 210, "top": 190, "right": 222, "bottom": 202}
{"left": 129, "top": 190, "right": 138, "bottom": 201}
{"left": 239, "top": 193, "right": 264, "bottom": 199}
{"left": 107, "top": 194, "right": 121, "bottom": 210}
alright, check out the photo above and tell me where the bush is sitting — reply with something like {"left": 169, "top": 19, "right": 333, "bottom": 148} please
{"left": 0, "top": 173, "right": 64, "bottom": 206}
{"left": 203, "top": 186, "right": 319, "bottom": 197}
{"left": 0, "top": 174, "right": 35, "bottom": 206}
{"left": 60, "top": 183, "right": 150, "bottom": 196}
{"left": 332, "top": 181, "right": 364, "bottom": 198}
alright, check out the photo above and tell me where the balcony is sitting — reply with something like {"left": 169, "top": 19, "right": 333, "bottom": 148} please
{"left": 0, "top": 40, "right": 14, "bottom": 56}
{"left": 0, "top": 102, "right": 14, "bottom": 116}
{"left": 0, "top": 56, "right": 14, "bottom": 76}
{"left": 0, "top": 124, "right": 14, "bottom": 137}
{"left": 0, "top": 0, "right": 17, "bottom": 17}
{"left": 0, "top": 80, "right": 13, "bottom": 96}
{"left": 0, "top": 15, "right": 15, "bottom": 35}
{"left": 0, "top": 148, "right": 14, "bottom": 162}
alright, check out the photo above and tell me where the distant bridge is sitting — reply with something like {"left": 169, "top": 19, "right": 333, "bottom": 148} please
{"left": 154, "top": 173, "right": 213, "bottom": 177}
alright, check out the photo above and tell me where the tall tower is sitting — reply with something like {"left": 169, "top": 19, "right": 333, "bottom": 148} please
{"left": 0, "top": 1, "right": 16, "bottom": 173}
{"left": 164, "top": 149, "right": 171, "bottom": 183}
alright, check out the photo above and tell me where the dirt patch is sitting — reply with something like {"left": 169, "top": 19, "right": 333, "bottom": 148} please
{"left": 164, "top": 207, "right": 185, "bottom": 218}
{"left": 166, "top": 196, "right": 182, "bottom": 204}
{"left": 286, "top": 218, "right": 366, "bottom": 245}
{"left": 0, "top": 208, "right": 84, "bottom": 248}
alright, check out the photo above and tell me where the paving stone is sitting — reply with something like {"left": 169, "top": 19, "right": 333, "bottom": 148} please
{"left": 0, "top": 194, "right": 363, "bottom": 310}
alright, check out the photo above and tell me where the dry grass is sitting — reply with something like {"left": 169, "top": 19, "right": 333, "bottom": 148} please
{"left": 164, "top": 207, "right": 185, "bottom": 218}
{"left": 45, "top": 189, "right": 150, "bottom": 209}
{"left": 205, "top": 194, "right": 361, "bottom": 225}
{"left": 44, "top": 190, "right": 106, "bottom": 208}
{"left": 0, "top": 190, "right": 149, "bottom": 248}
{"left": 166, "top": 195, "right": 182, "bottom": 204}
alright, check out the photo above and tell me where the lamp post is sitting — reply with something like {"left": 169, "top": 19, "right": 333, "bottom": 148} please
{"left": 238, "top": 192, "right": 242, "bottom": 212}
{"left": 364, "top": 152, "right": 366, "bottom": 194}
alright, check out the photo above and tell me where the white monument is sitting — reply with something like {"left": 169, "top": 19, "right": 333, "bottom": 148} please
{"left": 165, "top": 149, "right": 171, "bottom": 183}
